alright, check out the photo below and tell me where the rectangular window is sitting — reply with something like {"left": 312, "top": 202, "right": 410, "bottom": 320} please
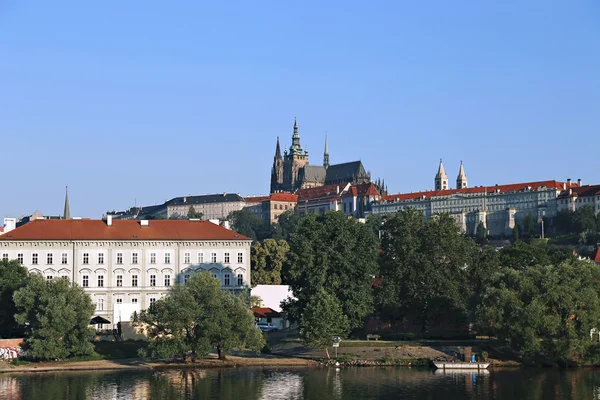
{"left": 116, "top": 275, "right": 123, "bottom": 287}
{"left": 224, "top": 274, "right": 230, "bottom": 286}
{"left": 31, "top": 253, "right": 39, "bottom": 265}
{"left": 131, "top": 298, "right": 138, "bottom": 304}
{"left": 97, "top": 299, "right": 104, "bottom": 311}
{"left": 61, "top": 253, "right": 68, "bottom": 264}
{"left": 17, "top": 253, "right": 23, "bottom": 264}
{"left": 184, "top": 253, "right": 190, "bottom": 264}
{"left": 237, "top": 274, "right": 243, "bottom": 286}
{"left": 1, "top": 253, "right": 8, "bottom": 261}
{"left": 132, "top": 253, "right": 138, "bottom": 264}
{"left": 116, "top": 298, "right": 123, "bottom": 304}
{"left": 165, "top": 275, "right": 171, "bottom": 287}
{"left": 150, "top": 253, "right": 156, "bottom": 264}
{"left": 46, "top": 275, "right": 53, "bottom": 281}
{"left": 164, "top": 253, "right": 171, "bottom": 264}
{"left": 184, "top": 274, "right": 190, "bottom": 284}
{"left": 149, "top": 298, "right": 156, "bottom": 305}
{"left": 198, "top": 253, "right": 204, "bottom": 263}
{"left": 46, "top": 253, "right": 53, "bottom": 265}
{"left": 237, "top": 252, "right": 243, "bottom": 263}
{"left": 150, "top": 275, "right": 156, "bottom": 287}
{"left": 82, "top": 275, "right": 89, "bottom": 287}
{"left": 132, "top": 275, "right": 138, "bottom": 287}
{"left": 116, "top": 253, "right": 123, "bottom": 264}
{"left": 211, "top": 253, "right": 217, "bottom": 263}
{"left": 98, "top": 253, "right": 104, "bottom": 264}
{"left": 224, "top": 253, "right": 230, "bottom": 263}
{"left": 98, "top": 275, "right": 104, "bottom": 287}
{"left": 83, "top": 253, "right": 89, "bottom": 264}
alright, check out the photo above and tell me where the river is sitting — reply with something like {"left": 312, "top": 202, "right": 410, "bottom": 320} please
{"left": 1, "top": 367, "right": 600, "bottom": 399}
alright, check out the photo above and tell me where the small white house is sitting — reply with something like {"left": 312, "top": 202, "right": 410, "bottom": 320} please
{"left": 251, "top": 307, "right": 289, "bottom": 330}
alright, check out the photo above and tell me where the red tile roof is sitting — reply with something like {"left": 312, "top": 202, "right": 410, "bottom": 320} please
{"left": 592, "top": 248, "right": 600, "bottom": 264}
{"left": 297, "top": 183, "right": 349, "bottom": 202}
{"left": 244, "top": 196, "right": 270, "bottom": 203}
{"left": 382, "top": 180, "right": 574, "bottom": 203}
{"left": 251, "top": 307, "right": 281, "bottom": 318}
{"left": 270, "top": 193, "right": 298, "bottom": 202}
{"left": 556, "top": 184, "right": 600, "bottom": 199}
{"left": 342, "top": 183, "right": 380, "bottom": 198}
{"left": 0, "top": 219, "right": 251, "bottom": 241}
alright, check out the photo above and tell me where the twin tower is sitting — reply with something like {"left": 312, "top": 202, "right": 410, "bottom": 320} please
{"left": 435, "top": 160, "right": 468, "bottom": 191}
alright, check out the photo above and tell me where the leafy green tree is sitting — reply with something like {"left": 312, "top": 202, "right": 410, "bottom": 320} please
{"left": 365, "top": 213, "right": 386, "bottom": 242}
{"left": 283, "top": 211, "right": 379, "bottom": 330}
{"left": 475, "top": 260, "right": 600, "bottom": 363}
{"left": 554, "top": 209, "right": 576, "bottom": 234}
{"left": 378, "top": 209, "right": 477, "bottom": 332}
{"left": 300, "top": 289, "right": 350, "bottom": 359}
{"left": 229, "top": 210, "right": 271, "bottom": 242}
{"left": 187, "top": 206, "right": 204, "bottom": 219}
{"left": 271, "top": 211, "right": 300, "bottom": 241}
{"left": 140, "top": 272, "right": 264, "bottom": 361}
{"left": 251, "top": 239, "right": 289, "bottom": 286}
{"left": 475, "top": 221, "right": 488, "bottom": 245}
{"left": 0, "top": 260, "right": 29, "bottom": 338}
{"left": 524, "top": 213, "right": 537, "bottom": 238}
{"left": 250, "top": 295, "right": 262, "bottom": 308}
{"left": 498, "top": 241, "right": 572, "bottom": 271}
{"left": 512, "top": 224, "right": 521, "bottom": 241}
{"left": 14, "top": 274, "right": 95, "bottom": 360}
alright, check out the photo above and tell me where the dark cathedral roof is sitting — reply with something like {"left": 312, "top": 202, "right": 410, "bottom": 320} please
{"left": 302, "top": 165, "right": 327, "bottom": 183}
{"left": 324, "top": 161, "right": 369, "bottom": 184}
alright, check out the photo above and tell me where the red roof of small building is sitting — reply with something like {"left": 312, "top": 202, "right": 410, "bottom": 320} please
{"left": 0, "top": 219, "right": 251, "bottom": 241}
{"left": 592, "top": 248, "right": 600, "bottom": 264}
{"left": 297, "top": 184, "right": 349, "bottom": 202}
{"left": 382, "top": 180, "right": 574, "bottom": 203}
{"left": 342, "top": 183, "right": 380, "bottom": 198}
{"left": 251, "top": 307, "right": 281, "bottom": 318}
{"left": 556, "top": 184, "right": 600, "bottom": 199}
{"left": 244, "top": 196, "right": 270, "bottom": 203}
{"left": 270, "top": 193, "right": 298, "bottom": 202}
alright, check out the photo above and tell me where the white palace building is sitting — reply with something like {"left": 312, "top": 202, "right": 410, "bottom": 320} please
{"left": 0, "top": 217, "right": 252, "bottom": 326}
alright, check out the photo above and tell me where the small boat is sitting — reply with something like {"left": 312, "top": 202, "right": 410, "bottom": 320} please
{"left": 434, "top": 362, "right": 489, "bottom": 370}
{"left": 434, "top": 368, "right": 490, "bottom": 376}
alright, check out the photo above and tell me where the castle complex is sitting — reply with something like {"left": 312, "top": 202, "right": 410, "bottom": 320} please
{"left": 270, "top": 120, "right": 372, "bottom": 193}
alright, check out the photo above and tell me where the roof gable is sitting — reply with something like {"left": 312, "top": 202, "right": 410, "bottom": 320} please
{"left": 325, "top": 161, "right": 368, "bottom": 184}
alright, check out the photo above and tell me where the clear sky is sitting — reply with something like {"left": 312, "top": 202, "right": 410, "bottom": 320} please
{"left": 1, "top": 1, "right": 599, "bottom": 219}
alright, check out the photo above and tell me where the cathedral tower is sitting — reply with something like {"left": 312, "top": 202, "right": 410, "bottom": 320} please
{"left": 323, "top": 135, "right": 330, "bottom": 168}
{"left": 435, "top": 159, "right": 449, "bottom": 191}
{"left": 456, "top": 161, "right": 468, "bottom": 189}
{"left": 270, "top": 137, "right": 284, "bottom": 193}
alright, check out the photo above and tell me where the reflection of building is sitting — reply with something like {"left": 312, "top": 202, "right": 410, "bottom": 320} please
{"left": 0, "top": 218, "right": 251, "bottom": 325}
{"left": 372, "top": 161, "right": 579, "bottom": 236}
{"left": 270, "top": 120, "right": 371, "bottom": 193}
{"left": 243, "top": 193, "right": 298, "bottom": 224}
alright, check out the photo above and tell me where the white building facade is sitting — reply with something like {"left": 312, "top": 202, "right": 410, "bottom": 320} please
{"left": 0, "top": 218, "right": 252, "bottom": 325}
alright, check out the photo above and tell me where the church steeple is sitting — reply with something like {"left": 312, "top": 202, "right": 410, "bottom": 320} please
{"left": 289, "top": 118, "right": 303, "bottom": 155}
{"left": 456, "top": 160, "right": 468, "bottom": 189}
{"left": 323, "top": 135, "right": 330, "bottom": 168}
{"left": 434, "top": 159, "right": 449, "bottom": 191}
{"left": 63, "top": 186, "right": 71, "bottom": 220}
{"left": 275, "top": 136, "right": 282, "bottom": 160}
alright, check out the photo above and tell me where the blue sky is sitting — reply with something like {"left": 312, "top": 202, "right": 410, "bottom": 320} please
{"left": 1, "top": 1, "right": 599, "bottom": 218}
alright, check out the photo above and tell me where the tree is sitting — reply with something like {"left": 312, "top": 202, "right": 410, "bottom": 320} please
{"left": 378, "top": 209, "right": 477, "bottom": 333}
{"left": 250, "top": 295, "right": 263, "bottom": 308}
{"left": 271, "top": 211, "right": 300, "bottom": 241}
{"left": 475, "top": 260, "right": 600, "bottom": 363}
{"left": 14, "top": 274, "right": 95, "bottom": 360}
{"left": 513, "top": 224, "right": 521, "bottom": 241}
{"left": 523, "top": 213, "right": 537, "bottom": 238}
{"left": 140, "top": 272, "right": 264, "bottom": 361}
{"left": 187, "top": 206, "right": 204, "bottom": 219}
{"left": 283, "top": 211, "right": 379, "bottom": 330}
{"left": 365, "top": 213, "right": 386, "bottom": 242}
{"left": 229, "top": 210, "right": 271, "bottom": 242}
{"left": 251, "top": 239, "right": 289, "bottom": 286}
{"left": 300, "top": 289, "right": 350, "bottom": 359}
{"left": 475, "top": 221, "right": 488, "bottom": 245}
{"left": 0, "top": 260, "right": 29, "bottom": 338}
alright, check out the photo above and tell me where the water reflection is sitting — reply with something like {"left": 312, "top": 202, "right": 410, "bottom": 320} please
{"left": 2, "top": 367, "right": 600, "bottom": 399}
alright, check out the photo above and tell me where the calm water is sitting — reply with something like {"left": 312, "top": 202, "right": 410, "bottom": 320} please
{"left": 2, "top": 367, "right": 600, "bottom": 400}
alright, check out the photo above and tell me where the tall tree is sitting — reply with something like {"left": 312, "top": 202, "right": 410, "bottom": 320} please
{"left": 475, "top": 221, "right": 488, "bottom": 245}
{"left": 523, "top": 213, "right": 537, "bottom": 238}
{"left": 187, "top": 206, "right": 204, "bottom": 219}
{"left": 378, "top": 209, "right": 477, "bottom": 332}
{"left": 513, "top": 224, "right": 521, "bottom": 241}
{"left": 0, "top": 260, "right": 29, "bottom": 338}
{"left": 251, "top": 239, "right": 289, "bottom": 286}
{"left": 283, "top": 211, "right": 379, "bottom": 330}
{"left": 271, "top": 211, "right": 300, "bottom": 241}
{"left": 140, "top": 272, "right": 264, "bottom": 361}
{"left": 300, "top": 289, "right": 350, "bottom": 359}
{"left": 14, "top": 274, "right": 95, "bottom": 360}
{"left": 229, "top": 210, "right": 271, "bottom": 242}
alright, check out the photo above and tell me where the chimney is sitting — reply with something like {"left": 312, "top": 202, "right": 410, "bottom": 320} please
{"left": 577, "top": 178, "right": 582, "bottom": 186}
{"left": 562, "top": 182, "right": 566, "bottom": 190}
{"left": 2, "top": 218, "right": 16, "bottom": 234}
{"left": 183, "top": 197, "right": 187, "bottom": 203}
{"left": 140, "top": 220, "right": 149, "bottom": 226}
{"left": 106, "top": 215, "right": 113, "bottom": 226}
{"left": 336, "top": 186, "right": 340, "bottom": 194}
{"left": 567, "top": 178, "right": 571, "bottom": 186}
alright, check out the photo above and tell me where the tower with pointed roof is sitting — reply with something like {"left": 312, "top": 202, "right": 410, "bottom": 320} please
{"left": 323, "top": 135, "right": 330, "bottom": 168}
{"left": 63, "top": 186, "right": 71, "bottom": 220}
{"left": 456, "top": 161, "right": 468, "bottom": 189}
{"left": 435, "top": 159, "right": 449, "bottom": 191}
{"left": 270, "top": 119, "right": 309, "bottom": 193}
{"left": 270, "top": 137, "right": 284, "bottom": 192}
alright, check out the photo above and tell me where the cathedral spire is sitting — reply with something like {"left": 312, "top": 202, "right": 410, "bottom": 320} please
{"left": 435, "top": 159, "right": 449, "bottom": 191}
{"left": 323, "top": 134, "right": 330, "bottom": 168}
{"left": 289, "top": 118, "right": 303, "bottom": 155}
{"left": 456, "top": 160, "right": 468, "bottom": 189}
{"left": 275, "top": 136, "right": 282, "bottom": 159}
{"left": 63, "top": 186, "right": 71, "bottom": 220}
